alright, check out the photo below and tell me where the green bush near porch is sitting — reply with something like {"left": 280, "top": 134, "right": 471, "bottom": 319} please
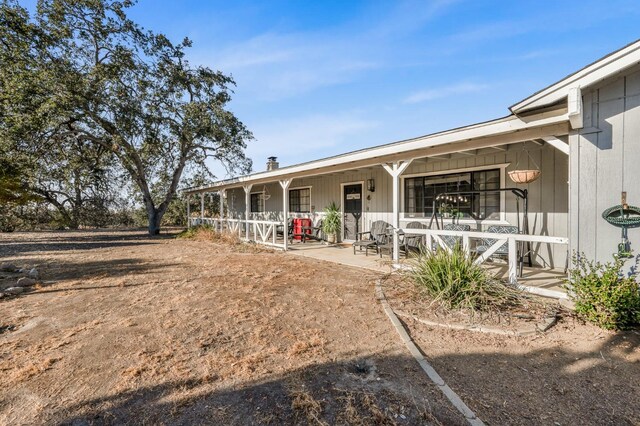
{"left": 565, "top": 253, "right": 640, "bottom": 330}
{"left": 406, "top": 245, "right": 522, "bottom": 311}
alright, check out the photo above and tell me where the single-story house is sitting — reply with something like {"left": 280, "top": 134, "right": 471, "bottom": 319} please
{"left": 185, "top": 39, "right": 640, "bottom": 285}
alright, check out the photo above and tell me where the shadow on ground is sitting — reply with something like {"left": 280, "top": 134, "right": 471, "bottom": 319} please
{"left": 51, "top": 354, "right": 465, "bottom": 426}
{"left": 0, "top": 229, "right": 177, "bottom": 257}
{"left": 0, "top": 257, "right": 181, "bottom": 294}
{"left": 47, "top": 332, "right": 639, "bottom": 426}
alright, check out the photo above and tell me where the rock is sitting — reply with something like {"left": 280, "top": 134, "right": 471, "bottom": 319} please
{"left": 0, "top": 263, "right": 18, "bottom": 272}
{"left": 28, "top": 268, "right": 39, "bottom": 279}
{"left": 16, "top": 277, "right": 36, "bottom": 287}
{"left": 4, "top": 287, "right": 25, "bottom": 295}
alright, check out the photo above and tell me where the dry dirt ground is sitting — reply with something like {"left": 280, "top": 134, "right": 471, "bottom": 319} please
{"left": 0, "top": 230, "right": 464, "bottom": 425}
{"left": 0, "top": 230, "right": 638, "bottom": 425}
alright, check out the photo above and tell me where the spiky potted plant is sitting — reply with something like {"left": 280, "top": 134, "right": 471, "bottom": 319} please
{"left": 322, "top": 202, "right": 341, "bottom": 244}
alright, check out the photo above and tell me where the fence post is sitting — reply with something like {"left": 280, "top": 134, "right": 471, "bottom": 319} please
{"left": 462, "top": 234, "right": 470, "bottom": 256}
{"left": 508, "top": 237, "right": 518, "bottom": 285}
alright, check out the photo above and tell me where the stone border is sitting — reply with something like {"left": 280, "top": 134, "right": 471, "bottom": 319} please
{"left": 394, "top": 309, "right": 558, "bottom": 337}
{"left": 375, "top": 279, "right": 485, "bottom": 426}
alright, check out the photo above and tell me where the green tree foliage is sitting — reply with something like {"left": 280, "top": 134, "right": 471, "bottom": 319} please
{"left": 0, "top": 0, "right": 252, "bottom": 235}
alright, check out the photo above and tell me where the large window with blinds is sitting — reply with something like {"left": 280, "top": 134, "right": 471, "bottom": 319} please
{"left": 404, "top": 169, "right": 501, "bottom": 220}
{"left": 289, "top": 188, "right": 311, "bottom": 213}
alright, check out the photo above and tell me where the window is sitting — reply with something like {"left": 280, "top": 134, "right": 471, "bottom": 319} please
{"left": 404, "top": 169, "right": 501, "bottom": 220}
{"left": 289, "top": 188, "right": 311, "bottom": 213}
{"left": 250, "top": 193, "right": 264, "bottom": 213}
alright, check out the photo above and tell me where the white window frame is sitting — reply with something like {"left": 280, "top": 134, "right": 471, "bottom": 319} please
{"left": 400, "top": 163, "right": 510, "bottom": 225}
{"left": 250, "top": 190, "right": 265, "bottom": 213}
{"left": 288, "top": 186, "right": 312, "bottom": 214}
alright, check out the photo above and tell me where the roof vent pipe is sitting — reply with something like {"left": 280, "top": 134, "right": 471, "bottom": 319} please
{"left": 267, "top": 156, "right": 279, "bottom": 171}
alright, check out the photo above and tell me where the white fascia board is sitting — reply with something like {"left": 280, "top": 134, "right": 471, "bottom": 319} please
{"left": 511, "top": 39, "right": 640, "bottom": 114}
{"left": 184, "top": 112, "right": 569, "bottom": 193}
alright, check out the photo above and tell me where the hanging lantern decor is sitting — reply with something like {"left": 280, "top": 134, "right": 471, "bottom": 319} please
{"left": 508, "top": 142, "right": 541, "bottom": 184}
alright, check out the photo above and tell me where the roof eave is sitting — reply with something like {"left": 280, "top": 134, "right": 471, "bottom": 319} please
{"left": 510, "top": 39, "right": 640, "bottom": 115}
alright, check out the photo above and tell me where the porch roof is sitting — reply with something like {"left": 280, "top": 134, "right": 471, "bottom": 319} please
{"left": 185, "top": 110, "right": 570, "bottom": 194}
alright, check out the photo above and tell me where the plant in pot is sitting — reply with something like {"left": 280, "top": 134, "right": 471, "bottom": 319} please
{"left": 322, "top": 202, "right": 341, "bottom": 244}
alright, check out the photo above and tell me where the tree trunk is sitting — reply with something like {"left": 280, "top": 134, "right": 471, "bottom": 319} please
{"left": 147, "top": 207, "right": 163, "bottom": 235}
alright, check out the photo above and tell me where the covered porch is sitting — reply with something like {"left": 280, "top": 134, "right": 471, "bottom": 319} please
{"left": 185, "top": 110, "right": 572, "bottom": 297}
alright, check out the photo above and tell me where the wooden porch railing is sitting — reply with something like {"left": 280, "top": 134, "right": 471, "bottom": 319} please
{"left": 397, "top": 227, "right": 569, "bottom": 285}
{"left": 188, "top": 217, "right": 286, "bottom": 249}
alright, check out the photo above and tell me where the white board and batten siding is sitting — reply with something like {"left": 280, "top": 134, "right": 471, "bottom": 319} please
{"left": 570, "top": 65, "right": 640, "bottom": 263}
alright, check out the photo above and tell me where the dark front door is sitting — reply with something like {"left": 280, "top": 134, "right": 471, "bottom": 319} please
{"left": 343, "top": 184, "right": 362, "bottom": 240}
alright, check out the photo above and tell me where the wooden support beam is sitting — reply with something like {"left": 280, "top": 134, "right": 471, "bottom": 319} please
{"left": 186, "top": 195, "right": 191, "bottom": 228}
{"left": 382, "top": 159, "right": 414, "bottom": 263}
{"left": 542, "top": 136, "right": 569, "bottom": 155}
{"left": 219, "top": 189, "right": 225, "bottom": 232}
{"left": 200, "top": 193, "right": 205, "bottom": 220}
{"left": 280, "top": 179, "right": 292, "bottom": 251}
{"left": 243, "top": 184, "right": 253, "bottom": 239}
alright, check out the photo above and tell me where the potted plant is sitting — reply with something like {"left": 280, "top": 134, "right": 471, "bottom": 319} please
{"left": 322, "top": 202, "right": 341, "bottom": 244}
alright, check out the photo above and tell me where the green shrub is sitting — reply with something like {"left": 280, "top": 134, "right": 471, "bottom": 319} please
{"left": 565, "top": 253, "right": 640, "bottom": 330}
{"left": 406, "top": 245, "right": 522, "bottom": 311}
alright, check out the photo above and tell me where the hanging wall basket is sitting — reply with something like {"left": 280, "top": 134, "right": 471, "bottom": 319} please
{"left": 508, "top": 142, "right": 541, "bottom": 184}
{"left": 508, "top": 169, "right": 541, "bottom": 184}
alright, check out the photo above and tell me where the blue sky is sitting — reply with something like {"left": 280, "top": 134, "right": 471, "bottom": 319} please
{"left": 26, "top": 0, "right": 640, "bottom": 178}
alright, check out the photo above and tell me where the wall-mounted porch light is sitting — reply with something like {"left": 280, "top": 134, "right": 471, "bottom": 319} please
{"left": 367, "top": 178, "right": 375, "bottom": 192}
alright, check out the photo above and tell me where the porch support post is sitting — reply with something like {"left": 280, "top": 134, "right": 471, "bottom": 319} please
{"left": 219, "top": 189, "right": 225, "bottom": 232}
{"left": 186, "top": 194, "right": 191, "bottom": 228}
{"left": 243, "top": 184, "right": 253, "bottom": 240}
{"left": 382, "top": 159, "right": 413, "bottom": 263}
{"left": 200, "top": 193, "right": 205, "bottom": 223}
{"left": 508, "top": 237, "right": 518, "bottom": 285}
{"left": 280, "top": 179, "right": 292, "bottom": 251}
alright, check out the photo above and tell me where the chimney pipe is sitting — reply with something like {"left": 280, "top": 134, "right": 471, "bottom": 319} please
{"left": 267, "top": 156, "right": 279, "bottom": 171}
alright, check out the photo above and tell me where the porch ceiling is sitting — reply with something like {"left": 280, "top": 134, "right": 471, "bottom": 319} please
{"left": 185, "top": 112, "right": 570, "bottom": 194}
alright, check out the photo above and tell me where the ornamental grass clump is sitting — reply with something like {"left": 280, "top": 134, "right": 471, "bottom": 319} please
{"left": 407, "top": 245, "right": 522, "bottom": 311}
{"left": 565, "top": 253, "right": 640, "bottom": 330}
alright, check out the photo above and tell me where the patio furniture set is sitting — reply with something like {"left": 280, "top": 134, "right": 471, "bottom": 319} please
{"left": 352, "top": 220, "right": 525, "bottom": 267}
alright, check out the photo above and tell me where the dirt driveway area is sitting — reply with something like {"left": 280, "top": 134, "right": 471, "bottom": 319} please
{"left": 0, "top": 230, "right": 638, "bottom": 425}
{"left": 0, "top": 230, "right": 465, "bottom": 425}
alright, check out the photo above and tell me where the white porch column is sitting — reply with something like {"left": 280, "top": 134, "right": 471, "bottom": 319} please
{"left": 186, "top": 194, "right": 191, "bottom": 228}
{"left": 382, "top": 159, "right": 413, "bottom": 263}
{"left": 243, "top": 184, "right": 253, "bottom": 240}
{"left": 280, "top": 179, "right": 292, "bottom": 251}
{"left": 219, "top": 189, "right": 226, "bottom": 232}
{"left": 508, "top": 237, "right": 518, "bottom": 285}
{"left": 200, "top": 193, "right": 205, "bottom": 223}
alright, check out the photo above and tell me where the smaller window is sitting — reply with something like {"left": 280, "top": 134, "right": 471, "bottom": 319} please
{"left": 250, "top": 193, "right": 264, "bottom": 213}
{"left": 289, "top": 188, "right": 311, "bottom": 213}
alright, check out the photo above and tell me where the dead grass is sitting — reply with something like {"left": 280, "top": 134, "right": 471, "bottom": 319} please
{"left": 290, "top": 389, "right": 328, "bottom": 426}
{"left": 287, "top": 329, "right": 326, "bottom": 358}
{"left": 338, "top": 391, "right": 397, "bottom": 426}
{"left": 9, "top": 357, "right": 60, "bottom": 384}
{"left": 177, "top": 225, "right": 270, "bottom": 253}
{"left": 1, "top": 230, "right": 637, "bottom": 426}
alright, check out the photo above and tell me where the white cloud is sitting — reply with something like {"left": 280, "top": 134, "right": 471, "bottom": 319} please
{"left": 403, "top": 82, "right": 488, "bottom": 104}
{"left": 189, "top": 1, "right": 461, "bottom": 101}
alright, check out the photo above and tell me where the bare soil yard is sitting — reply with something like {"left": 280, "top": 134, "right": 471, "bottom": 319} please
{"left": 0, "top": 230, "right": 638, "bottom": 425}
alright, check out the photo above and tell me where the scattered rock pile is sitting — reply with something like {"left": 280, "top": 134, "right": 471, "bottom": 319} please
{"left": 0, "top": 263, "right": 41, "bottom": 298}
